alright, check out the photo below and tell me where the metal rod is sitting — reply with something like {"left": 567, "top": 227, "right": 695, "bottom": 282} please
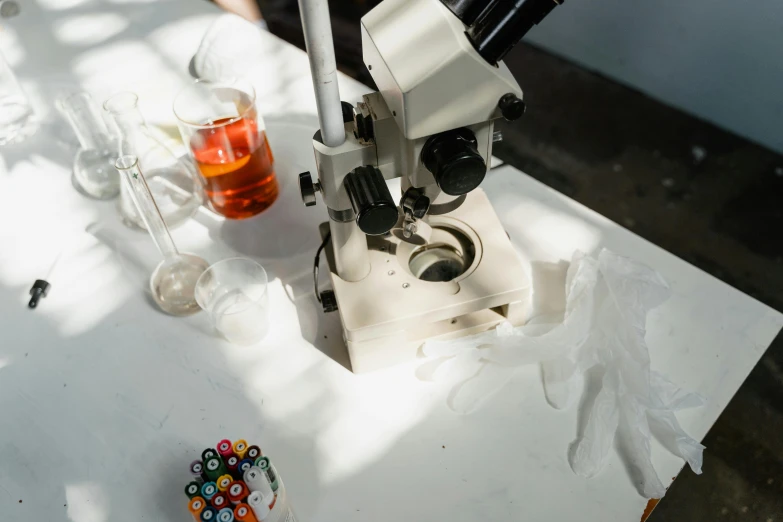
{"left": 330, "top": 220, "right": 370, "bottom": 282}
{"left": 298, "top": 0, "right": 346, "bottom": 148}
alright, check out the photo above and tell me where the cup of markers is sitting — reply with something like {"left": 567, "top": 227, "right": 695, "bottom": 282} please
{"left": 185, "top": 438, "right": 297, "bottom": 522}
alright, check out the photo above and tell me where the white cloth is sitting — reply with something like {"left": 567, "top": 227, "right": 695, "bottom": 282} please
{"left": 194, "top": 13, "right": 269, "bottom": 82}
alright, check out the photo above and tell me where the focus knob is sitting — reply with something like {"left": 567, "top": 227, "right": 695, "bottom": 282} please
{"left": 344, "top": 166, "right": 399, "bottom": 235}
{"left": 421, "top": 128, "right": 486, "bottom": 196}
{"left": 498, "top": 93, "right": 526, "bottom": 121}
{"left": 298, "top": 171, "right": 318, "bottom": 207}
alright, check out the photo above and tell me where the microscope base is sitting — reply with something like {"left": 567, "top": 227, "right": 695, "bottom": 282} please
{"left": 322, "top": 189, "right": 530, "bottom": 373}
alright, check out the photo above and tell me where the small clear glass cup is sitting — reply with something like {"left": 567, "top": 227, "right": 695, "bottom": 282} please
{"left": 195, "top": 258, "right": 269, "bottom": 345}
{"left": 173, "top": 79, "right": 278, "bottom": 219}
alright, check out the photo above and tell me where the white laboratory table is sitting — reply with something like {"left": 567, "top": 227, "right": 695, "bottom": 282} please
{"left": 1, "top": 1, "right": 781, "bottom": 521}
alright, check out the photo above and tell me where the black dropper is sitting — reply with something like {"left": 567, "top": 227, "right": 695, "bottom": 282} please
{"left": 28, "top": 280, "right": 51, "bottom": 309}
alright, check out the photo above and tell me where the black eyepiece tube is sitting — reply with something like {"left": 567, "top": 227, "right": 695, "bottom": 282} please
{"left": 440, "top": 0, "right": 497, "bottom": 27}
{"left": 467, "top": 0, "right": 562, "bottom": 65}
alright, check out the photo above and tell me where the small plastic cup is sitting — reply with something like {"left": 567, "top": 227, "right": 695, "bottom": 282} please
{"left": 195, "top": 258, "right": 269, "bottom": 345}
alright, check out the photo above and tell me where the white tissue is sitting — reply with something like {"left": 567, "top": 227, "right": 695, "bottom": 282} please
{"left": 420, "top": 249, "right": 705, "bottom": 498}
{"left": 193, "top": 14, "right": 268, "bottom": 82}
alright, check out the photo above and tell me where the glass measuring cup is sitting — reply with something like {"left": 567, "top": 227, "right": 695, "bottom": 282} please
{"left": 173, "top": 79, "right": 278, "bottom": 219}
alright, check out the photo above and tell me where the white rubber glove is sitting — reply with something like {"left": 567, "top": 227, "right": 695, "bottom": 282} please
{"left": 420, "top": 249, "right": 705, "bottom": 498}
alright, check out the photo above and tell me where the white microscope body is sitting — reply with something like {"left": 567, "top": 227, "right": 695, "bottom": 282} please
{"left": 299, "top": 0, "right": 562, "bottom": 372}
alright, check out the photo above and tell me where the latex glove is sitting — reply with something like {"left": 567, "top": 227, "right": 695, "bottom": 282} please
{"left": 420, "top": 249, "right": 705, "bottom": 498}
{"left": 422, "top": 252, "right": 600, "bottom": 411}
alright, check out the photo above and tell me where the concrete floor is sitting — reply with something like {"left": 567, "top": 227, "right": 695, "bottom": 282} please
{"left": 265, "top": 9, "right": 783, "bottom": 519}
{"left": 497, "top": 43, "right": 783, "bottom": 522}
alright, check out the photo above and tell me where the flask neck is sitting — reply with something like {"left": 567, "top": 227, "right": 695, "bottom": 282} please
{"left": 103, "top": 92, "right": 151, "bottom": 152}
{"left": 60, "top": 92, "right": 111, "bottom": 150}
{"left": 109, "top": 108, "right": 149, "bottom": 145}
{"left": 111, "top": 109, "right": 147, "bottom": 134}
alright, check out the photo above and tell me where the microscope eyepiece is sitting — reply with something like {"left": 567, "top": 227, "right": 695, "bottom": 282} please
{"left": 465, "top": 0, "right": 562, "bottom": 65}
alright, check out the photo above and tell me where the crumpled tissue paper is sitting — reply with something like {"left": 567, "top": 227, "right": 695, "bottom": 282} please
{"left": 193, "top": 14, "right": 268, "bottom": 82}
{"left": 420, "top": 249, "right": 705, "bottom": 498}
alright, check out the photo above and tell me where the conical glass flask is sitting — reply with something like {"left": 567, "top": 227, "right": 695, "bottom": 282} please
{"left": 57, "top": 91, "right": 119, "bottom": 199}
{"left": 103, "top": 92, "right": 202, "bottom": 230}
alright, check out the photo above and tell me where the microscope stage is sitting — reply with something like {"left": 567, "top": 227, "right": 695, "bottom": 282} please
{"left": 323, "top": 189, "right": 530, "bottom": 372}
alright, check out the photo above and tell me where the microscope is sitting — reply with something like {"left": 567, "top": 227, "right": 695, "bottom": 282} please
{"left": 298, "top": 0, "right": 562, "bottom": 372}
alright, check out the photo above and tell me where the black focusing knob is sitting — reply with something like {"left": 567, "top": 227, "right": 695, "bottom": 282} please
{"left": 421, "top": 128, "right": 486, "bottom": 196}
{"left": 344, "top": 166, "right": 399, "bottom": 235}
{"left": 498, "top": 93, "right": 526, "bottom": 121}
{"left": 298, "top": 171, "right": 318, "bottom": 207}
{"left": 341, "top": 101, "right": 354, "bottom": 123}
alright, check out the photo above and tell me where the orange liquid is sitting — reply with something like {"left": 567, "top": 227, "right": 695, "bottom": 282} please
{"left": 192, "top": 117, "right": 278, "bottom": 219}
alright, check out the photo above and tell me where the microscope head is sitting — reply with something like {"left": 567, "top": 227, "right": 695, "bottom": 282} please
{"left": 302, "top": 0, "right": 560, "bottom": 240}
{"left": 357, "top": 0, "right": 539, "bottom": 216}
{"left": 360, "top": 0, "right": 523, "bottom": 141}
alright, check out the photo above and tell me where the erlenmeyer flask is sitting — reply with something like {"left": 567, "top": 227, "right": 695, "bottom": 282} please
{"left": 103, "top": 92, "right": 202, "bottom": 230}
{"left": 57, "top": 92, "right": 119, "bottom": 199}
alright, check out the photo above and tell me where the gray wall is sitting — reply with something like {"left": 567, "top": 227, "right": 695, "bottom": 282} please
{"left": 526, "top": 0, "right": 783, "bottom": 153}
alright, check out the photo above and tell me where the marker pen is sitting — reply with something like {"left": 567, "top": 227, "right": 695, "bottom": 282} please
{"left": 200, "top": 506, "right": 218, "bottom": 522}
{"left": 217, "top": 439, "right": 235, "bottom": 459}
{"left": 233, "top": 439, "right": 249, "bottom": 459}
{"left": 245, "top": 445, "right": 261, "bottom": 461}
{"left": 202, "top": 448, "right": 219, "bottom": 461}
{"left": 191, "top": 460, "right": 208, "bottom": 483}
{"left": 227, "top": 480, "right": 249, "bottom": 505}
{"left": 211, "top": 491, "right": 229, "bottom": 511}
{"left": 226, "top": 455, "right": 240, "bottom": 478}
{"left": 256, "top": 457, "right": 279, "bottom": 492}
{"left": 205, "top": 456, "right": 228, "bottom": 481}
{"left": 238, "top": 458, "right": 254, "bottom": 478}
{"left": 185, "top": 481, "right": 202, "bottom": 499}
{"left": 188, "top": 496, "right": 206, "bottom": 522}
{"left": 201, "top": 481, "right": 218, "bottom": 501}
{"left": 233, "top": 503, "right": 259, "bottom": 522}
{"left": 217, "top": 474, "right": 233, "bottom": 492}
{"left": 247, "top": 491, "right": 270, "bottom": 521}
{"left": 218, "top": 507, "right": 235, "bottom": 522}
{"left": 243, "top": 466, "right": 273, "bottom": 507}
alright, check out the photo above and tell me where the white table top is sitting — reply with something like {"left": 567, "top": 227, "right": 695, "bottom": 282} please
{"left": 1, "top": 1, "right": 781, "bottom": 521}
